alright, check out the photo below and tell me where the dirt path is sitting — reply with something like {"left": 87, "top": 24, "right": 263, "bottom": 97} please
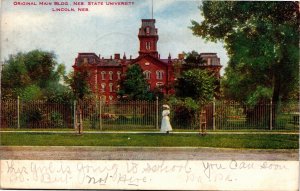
{"left": 0, "top": 146, "right": 298, "bottom": 160}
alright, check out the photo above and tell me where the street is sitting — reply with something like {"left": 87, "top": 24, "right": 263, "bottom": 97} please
{"left": 0, "top": 146, "right": 298, "bottom": 160}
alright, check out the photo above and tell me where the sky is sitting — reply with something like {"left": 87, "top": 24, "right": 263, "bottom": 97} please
{"left": 1, "top": 0, "right": 229, "bottom": 75}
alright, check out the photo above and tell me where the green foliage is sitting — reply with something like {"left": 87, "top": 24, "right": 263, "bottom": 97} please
{"left": 118, "top": 64, "right": 153, "bottom": 100}
{"left": 19, "top": 85, "right": 43, "bottom": 101}
{"left": 183, "top": 50, "right": 206, "bottom": 67}
{"left": 50, "top": 112, "right": 64, "bottom": 128}
{"left": 1, "top": 50, "right": 70, "bottom": 102}
{"left": 191, "top": 1, "right": 299, "bottom": 104}
{"left": 176, "top": 69, "right": 215, "bottom": 106}
{"left": 168, "top": 96, "right": 199, "bottom": 128}
{"left": 68, "top": 68, "right": 92, "bottom": 101}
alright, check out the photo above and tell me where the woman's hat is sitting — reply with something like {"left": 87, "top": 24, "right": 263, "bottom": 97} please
{"left": 162, "top": 104, "right": 170, "bottom": 109}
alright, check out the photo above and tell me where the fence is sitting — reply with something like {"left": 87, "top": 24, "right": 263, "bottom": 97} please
{"left": 1, "top": 98, "right": 299, "bottom": 131}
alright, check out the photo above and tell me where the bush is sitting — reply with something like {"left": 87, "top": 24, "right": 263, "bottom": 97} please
{"left": 50, "top": 112, "right": 64, "bottom": 128}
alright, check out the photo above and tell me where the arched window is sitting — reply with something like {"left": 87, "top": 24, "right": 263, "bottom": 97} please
{"left": 101, "top": 83, "right": 106, "bottom": 92}
{"left": 156, "top": 70, "right": 163, "bottom": 80}
{"left": 117, "top": 71, "right": 121, "bottom": 80}
{"left": 109, "top": 83, "right": 113, "bottom": 92}
{"left": 143, "top": 71, "right": 151, "bottom": 80}
{"left": 146, "top": 42, "right": 151, "bottom": 50}
{"left": 156, "top": 82, "right": 164, "bottom": 87}
{"left": 109, "top": 71, "right": 113, "bottom": 80}
{"left": 146, "top": 26, "right": 150, "bottom": 34}
{"left": 101, "top": 71, "right": 106, "bottom": 80}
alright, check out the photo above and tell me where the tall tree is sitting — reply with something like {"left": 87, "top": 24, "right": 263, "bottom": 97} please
{"left": 191, "top": 1, "right": 299, "bottom": 104}
{"left": 1, "top": 50, "right": 70, "bottom": 101}
{"left": 68, "top": 65, "right": 92, "bottom": 101}
{"left": 176, "top": 69, "right": 215, "bottom": 106}
{"left": 118, "top": 64, "right": 152, "bottom": 100}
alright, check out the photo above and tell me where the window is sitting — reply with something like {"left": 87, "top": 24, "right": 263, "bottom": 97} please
{"left": 109, "top": 83, "right": 113, "bottom": 92}
{"left": 143, "top": 71, "right": 151, "bottom": 80}
{"left": 156, "top": 82, "right": 164, "bottom": 87}
{"left": 101, "top": 83, "right": 106, "bottom": 92}
{"left": 117, "top": 71, "right": 121, "bottom": 80}
{"left": 146, "top": 26, "right": 150, "bottom": 34}
{"left": 146, "top": 42, "right": 151, "bottom": 50}
{"left": 109, "top": 96, "right": 113, "bottom": 101}
{"left": 109, "top": 71, "right": 113, "bottom": 80}
{"left": 156, "top": 70, "right": 163, "bottom": 80}
{"left": 101, "top": 71, "right": 106, "bottom": 80}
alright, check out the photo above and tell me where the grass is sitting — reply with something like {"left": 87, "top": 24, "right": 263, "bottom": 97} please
{"left": 0, "top": 132, "right": 298, "bottom": 149}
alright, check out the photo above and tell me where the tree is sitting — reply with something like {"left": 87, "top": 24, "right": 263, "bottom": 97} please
{"left": 174, "top": 69, "right": 215, "bottom": 130}
{"left": 176, "top": 69, "right": 215, "bottom": 106}
{"left": 1, "top": 50, "right": 70, "bottom": 102}
{"left": 190, "top": 1, "right": 299, "bottom": 105}
{"left": 68, "top": 65, "right": 92, "bottom": 101}
{"left": 118, "top": 64, "right": 152, "bottom": 100}
{"left": 183, "top": 50, "right": 206, "bottom": 68}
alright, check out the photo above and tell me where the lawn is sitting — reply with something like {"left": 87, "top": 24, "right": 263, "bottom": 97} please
{"left": 0, "top": 132, "right": 298, "bottom": 149}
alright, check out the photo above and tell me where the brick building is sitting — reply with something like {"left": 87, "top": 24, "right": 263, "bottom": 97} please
{"left": 73, "top": 19, "right": 222, "bottom": 102}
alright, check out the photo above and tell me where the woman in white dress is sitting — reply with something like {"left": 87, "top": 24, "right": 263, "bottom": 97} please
{"left": 160, "top": 104, "right": 173, "bottom": 134}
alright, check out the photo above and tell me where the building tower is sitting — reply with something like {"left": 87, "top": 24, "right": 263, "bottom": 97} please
{"left": 138, "top": 19, "right": 159, "bottom": 58}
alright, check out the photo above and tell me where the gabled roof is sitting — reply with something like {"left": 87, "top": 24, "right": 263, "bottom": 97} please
{"left": 127, "top": 54, "right": 172, "bottom": 67}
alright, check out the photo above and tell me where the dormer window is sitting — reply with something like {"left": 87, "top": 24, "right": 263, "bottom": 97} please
{"left": 146, "top": 26, "right": 150, "bottom": 34}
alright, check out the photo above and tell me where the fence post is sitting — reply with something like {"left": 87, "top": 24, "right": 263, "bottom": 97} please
{"left": 99, "top": 97, "right": 102, "bottom": 130}
{"left": 17, "top": 96, "right": 20, "bottom": 129}
{"left": 270, "top": 99, "right": 273, "bottom": 130}
{"left": 73, "top": 100, "right": 76, "bottom": 129}
{"left": 213, "top": 98, "right": 216, "bottom": 131}
{"left": 156, "top": 96, "right": 159, "bottom": 130}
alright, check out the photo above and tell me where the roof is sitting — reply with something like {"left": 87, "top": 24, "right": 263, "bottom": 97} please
{"left": 128, "top": 54, "right": 172, "bottom": 67}
{"left": 138, "top": 19, "right": 158, "bottom": 36}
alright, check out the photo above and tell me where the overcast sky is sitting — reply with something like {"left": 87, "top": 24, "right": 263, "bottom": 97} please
{"left": 1, "top": 0, "right": 228, "bottom": 75}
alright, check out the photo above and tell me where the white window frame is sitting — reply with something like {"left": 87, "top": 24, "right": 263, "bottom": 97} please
{"left": 156, "top": 70, "right": 163, "bottom": 80}
{"left": 117, "top": 71, "right": 121, "bottom": 80}
{"left": 143, "top": 71, "right": 151, "bottom": 80}
{"left": 156, "top": 82, "right": 164, "bottom": 87}
{"left": 101, "top": 71, "right": 106, "bottom": 80}
{"left": 109, "top": 83, "right": 113, "bottom": 92}
{"left": 101, "top": 83, "right": 106, "bottom": 92}
{"left": 146, "top": 42, "right": 151, "bottom": 50}
{"left": 109, "top": 71, "right": 113, "bottom": 80}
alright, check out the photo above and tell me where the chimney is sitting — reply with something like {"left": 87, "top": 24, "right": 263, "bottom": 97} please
{"left": 98, "top": 54, "right": 101, "bottom": 58}
{"left": 159, "top": 54, "right": 160, "bottom": 59}
{"left": 114, "top": 53, "right": 120, "bottom": 59}
{"left": 130, "top": 55, "right": 132, "bottom": 60}
{"left": 110, "top": 55, "right": 112, "bottom": 60}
